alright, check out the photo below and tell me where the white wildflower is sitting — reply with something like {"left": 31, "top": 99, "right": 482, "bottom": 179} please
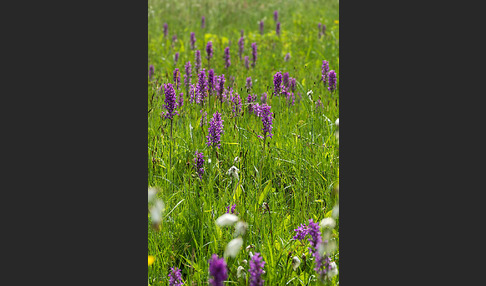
{"left": 149, "top": 199, "right": 165, "bottom": 225}
{"left": 328, "top": 262, "right": 338, "bottom": 278}
{"left": 234, "top": 221, "right": 248, "bottom": 236}
{"left": 227, "top": 165, "right": 240, "bottom": 181}
{"left": 307, "top": 90, "right": 313, "bottom": 102}
{"left": 332, "top": 205, "right": 339, "bottom": 219}
{"left": 320, "top": 217, "right": 336, "bottom": 229}
{"left": 225, "top": 237, "right": 243, "bottom": 258}
{"left": 215, "top": 213, "right": 239, "bottom": 227}
{"left": 148, "top": 187, "right": 158, "bottom": 203}
{"left": 249, "top": 251, "right": 254, "bottom": 259}
{"left": 234, "top": 156, "right": 240, "bottom": 164}
{"left": 241, "top": 259, "right": 248, "bottom": 265}
{"left": 292, "top": 256, "right": 301, "bottom": 270}
{"left": 237, "top": 266, "right": 246, "bottom": 279}
{"left": 208, "top": 158, "right": 212, "bottom": 164}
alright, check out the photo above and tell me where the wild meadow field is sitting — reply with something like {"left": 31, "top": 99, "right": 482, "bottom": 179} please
{"left": 148, "top": 0, "right": 339, "bottom": 285}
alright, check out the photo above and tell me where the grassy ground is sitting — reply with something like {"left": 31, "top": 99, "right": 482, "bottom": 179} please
{"left": 148, "top": 0, "right": 339, "bottom": 285}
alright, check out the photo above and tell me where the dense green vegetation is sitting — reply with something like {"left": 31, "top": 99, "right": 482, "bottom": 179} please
{"left": 148, "top": 0, "right": 339, "bottom": 285}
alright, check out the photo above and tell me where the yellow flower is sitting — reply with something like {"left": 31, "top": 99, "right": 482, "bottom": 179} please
{"left": 334, "top": 20, "right": 339, "bottom": 24}
{"left": 148, "top": 255, "right": 155, "bottom": 266}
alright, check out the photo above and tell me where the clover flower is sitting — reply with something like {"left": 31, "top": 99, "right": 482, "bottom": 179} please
{"left": 249, "top": 253, "right": 265, "bottom": 286}
{"left": 206, "top": 111, "right": 224, "bottom": 148}
{"left": 208, "top": 254, "right": 227, "bottom": 286}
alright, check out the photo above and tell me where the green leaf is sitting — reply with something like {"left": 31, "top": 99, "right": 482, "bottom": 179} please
{"left": 259, "top": 180, "right": 272, "bottom": 205}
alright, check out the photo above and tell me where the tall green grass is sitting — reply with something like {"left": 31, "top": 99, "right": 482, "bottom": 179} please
{"left": 148, "top": 0, "right": 339, "bottom": 285}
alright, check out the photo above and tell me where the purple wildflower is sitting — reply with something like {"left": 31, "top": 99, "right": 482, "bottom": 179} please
{"left": 184, "top": 61, "right": 192, "bottom": 90}
{"left": 173, "top": 68, "right": 181, "bottom": 90}
{"left": 168, "top": 266, "right": 183, "bottom": 286}
{"left": 163, "top": 23, "right": 168, "bottom": 38}
{"left": 287, "top": 92, "right": 295, "bottom": 106}
{"left": 190, "top": 32, "right": 196, "bottom": 49}
{"left": 241, "top": 29, "right": 244, "bottom": 37}
{"left": 246, "top": 77, "right": 252, "bottom": 91}
{"left": 216, "top": 74, "right": 225, "bottom": 103}
{"left": 318, "top": 23, "right": 322, "bottom": 38}
{"left": 293, "top": 223, "right": 309, "bottom": 241}
{"left": 283, "top": 72, "right": 290, "bottom": 89}
{"left": 244, "top": 56, "right": 249, "bottom": 69}
{"left": 230, "top": 91, "right": 242, "bottom": 117}
{"left": 258, "top": 103, "right": 273, "bottom": 139}
{"left": 249, "top": 253, "right": 265, "bottom": 286}
{"left": 247, "top": 93, "right": 256, "bottom": 113}
{"left": 201, "top": 16, "right": 205, "bottom": 29}
{"left": 289, "top": 77, "right": 296, "bottom": 92}
{"left": 328, "top": 70, "right": 337, "bottom": 92}
{"left": 208, "top": 69, "right": 215, "bottom": 94}
{"left": 259, "top": 21, "right": 264, "bottom": 35}
{"left": 196, "top": 68, "right": 208, "bottom": 104}
{"left": 148, "top": 65, "right": 154, "bottom": 80}
{"left": 162, "top": 83, "right": 178, "bottom": 120}
{"left": 284, "top": 53, "right": 290, "bottom": 62}
{"left": 189, "top": 84, "right": 196, "bottom": 104}
{"left": 200, "top": 109, "right": 207, "bottom": 128}
{"left": 316, "top": 99, "right": 323, "bottom": 110}
{"left": 251, "top": 43, "right": 257, "bottom": 67}
{"left": 206, "top": 111, "right": 224, "bottom": 149}
{"left": 321, "top": 60, "right": 329, "bottom": 86}
{"left": 174, "top": 52, "right": 179, "bottom": 65}
{"left": 273, "top": 71, "right": 282, "bottom": 96}
{"left": 307, "top": 219, "right": 326, "bottom": 277}
{"left": 206, "top": 41, "right": 213, "bottom": 60}
{"left": 238, "top": 36, "right": 244, "bottom": 60}
{"left": 178, "top": 92, "right": 184, "bottom": 108}
{"left": 224, "top": 47, "right": 231, "bottom": 69}
{"left": 276, "top": 22, "right": 280, "bottom": 36}
{"left": 195, "top": 50, "right": 201, "bottom": 74}
{"left": 274, "top": 10, "right": 278, "bottom": 22}
{"left": 194, "top": 150, "right": 204, "bottom": 179}
{"left": 208, "top": 254, "right": 227, "bottom": 286}
{"left": 322, "top": 24, "right": 326, "bottom": 35}
{"left": 261, "top": 92, "right": 267, "bottom": 104}
{"left": 226, "top": 204, "right": 237, "bottom": 214}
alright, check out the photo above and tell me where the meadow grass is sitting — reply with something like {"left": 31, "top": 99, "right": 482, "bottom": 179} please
{"left": 148, "top": 0, "right": 339, "bottom": 285}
